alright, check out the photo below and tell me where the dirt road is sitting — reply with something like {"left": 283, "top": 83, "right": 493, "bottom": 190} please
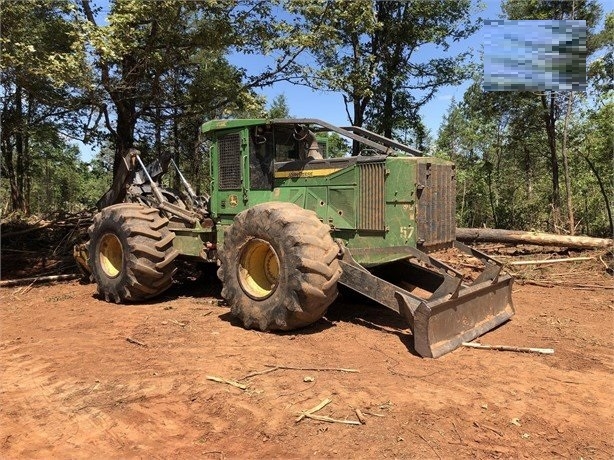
{"left": 1, "top": 270, "right": 612, "bottom": 458}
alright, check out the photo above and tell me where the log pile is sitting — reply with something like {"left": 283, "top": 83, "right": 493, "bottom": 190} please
{"left": 1, "top": 209, "right": 93, "bottom": 282}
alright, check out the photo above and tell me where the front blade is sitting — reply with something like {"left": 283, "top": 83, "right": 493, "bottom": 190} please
{"left": 398, "top": 274, "right": 514, "bottom": 358}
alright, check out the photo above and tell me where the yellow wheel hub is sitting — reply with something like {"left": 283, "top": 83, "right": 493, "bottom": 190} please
{"left": 238, "top": 239, "right": 280, "bottom": 300}
{"left": 99, "top": 233, "right": 123, "bottom": 278}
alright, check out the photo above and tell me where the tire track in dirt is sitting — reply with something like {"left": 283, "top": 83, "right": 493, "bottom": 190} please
{"left": 1, "top": 281, "right": 613, "bottom": 458}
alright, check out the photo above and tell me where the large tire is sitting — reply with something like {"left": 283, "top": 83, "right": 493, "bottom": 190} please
{"left": 88, "top": 203, "right": 179, "bottom": 303}
{"left": 218, "top": 202, "right": 342, "bottom": 331}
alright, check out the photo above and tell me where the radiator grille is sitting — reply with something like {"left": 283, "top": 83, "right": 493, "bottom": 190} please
{"left": 358, "top": 162, "right": 385, "bottom": 231}
{"left": 218, "top": 133, "right": 241, "bottom": 190}
{"left": 416, "top": 163, "right": 456, "bottom": 248}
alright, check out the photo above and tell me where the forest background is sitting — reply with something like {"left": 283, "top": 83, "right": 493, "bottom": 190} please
{"left": 1, "top": 0, "right": 612, "bottom": 237}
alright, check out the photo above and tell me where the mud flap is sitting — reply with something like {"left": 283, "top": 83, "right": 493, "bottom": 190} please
{"left": 338, "top": 241, "right": 515, "bottom": 358}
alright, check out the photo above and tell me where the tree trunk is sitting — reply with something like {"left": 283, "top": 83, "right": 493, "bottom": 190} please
{"left": 351, "top": 94, "right": 365, "bottom": 156}
{"left": 582, "top": 154, "right": 614, "bottom": 238}
{"left": 541, "top": 92, "right": 560, "bottom": 231}
{"left": 13, "top": 84, "right": 27, "bottom": 213}
{"left": 523, "top": 146, "right": 532, "bottom": 198}
{"left": 113, "top": 97, "right": 136, "bottom": 178}
{"left": 561, "top": 92, "right": 575, "bottom": 234}
{"left": 456, "top": 227, "right": 613, "bottom": 249}
{"left": 24, "top": 90, "right": 34, "bottom": 214}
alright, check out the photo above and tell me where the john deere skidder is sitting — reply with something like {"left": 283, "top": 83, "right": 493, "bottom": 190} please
{"left": 80, "top": 118, "right": 514, "bottom": 358}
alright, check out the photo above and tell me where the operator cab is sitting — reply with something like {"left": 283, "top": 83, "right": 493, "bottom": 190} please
{"left": 248, "top": 124, "right": 328, "bottom": 190}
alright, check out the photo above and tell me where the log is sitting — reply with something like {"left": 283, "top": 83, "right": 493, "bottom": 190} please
{"left": 0, "top": 273, "right": 81, "bottom": 288}
{"left": 0, "top": 221, "right": 52, "bottom": 239}
{"left": 456, "top": 228, "right": 613, "bottom": 249}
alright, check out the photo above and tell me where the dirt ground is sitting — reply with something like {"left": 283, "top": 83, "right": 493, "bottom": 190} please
{"left": 1, "top": 261, "right": 613, "bottom": 459}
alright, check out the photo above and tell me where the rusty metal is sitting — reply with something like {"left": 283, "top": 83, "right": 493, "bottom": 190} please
{"left": 358, "top": 162, "right": 386, "bottom": 231}
{"left": 338, "top": 243, "right": 514, "bottom": 358}
{"left": 416, "top": 162, "right": 456, "bottom": 249}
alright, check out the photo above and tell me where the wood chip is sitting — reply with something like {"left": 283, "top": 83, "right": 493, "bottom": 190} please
{"left": 355, "top": 408, "right": 366, "bottom": 424}
{"left": 126, "top": 337, "right": 147, "bottom": 347}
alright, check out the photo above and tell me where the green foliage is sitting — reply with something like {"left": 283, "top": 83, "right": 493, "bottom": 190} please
{"left": 267, "top": 94, "right": 291, "bottom": 119}
{"left": 435, "top": 72, "right": 612, "bottom": 236}
{"left": 23, "top": 140, "right": 111, "bottom": 215}
{"left": 288, "top": 0, "right": 479, "bottom": 144}
{"left": 1, "top": 0, "right": 610, "bottom": 241}
{"left": 434, "top": 0, "right": 611, "bottom": 236}
{"left": 1, "top": 0, "right": 93, "bottom": 213}
{"left": 325, "top": 133, "right": 351, "bottom": 158}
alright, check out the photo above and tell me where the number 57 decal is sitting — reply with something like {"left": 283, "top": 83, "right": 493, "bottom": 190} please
{"left": 400, "top": 226, "right": 414, "bottom": 239}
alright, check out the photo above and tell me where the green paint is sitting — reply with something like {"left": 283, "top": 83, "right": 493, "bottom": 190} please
{"left": 173, "top": 119, "right": 457, "bottom": 266}
{"left": 172, "top": 227, "right": 215, "bottom": 258}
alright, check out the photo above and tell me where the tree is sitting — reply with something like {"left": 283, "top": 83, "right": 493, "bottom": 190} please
{"left": 78, "top": 0, "right": 295, "bottom": 179}
{"left": 325, "top": 132, "right": 351, "bottom": 158}
{"left": 1, "top": 0, "right": 92, "bottom": 213}
{"left": 267, "top": 94, "right": 291, "bottom": 118}
{"left": 501, "top": 0, "right": 605, "bottom": 232}
{"left": 290, "top": 0, "right": 478, "bottom": 151}
{"left": 435, "top": 5, "right": 612, "bottom": 237}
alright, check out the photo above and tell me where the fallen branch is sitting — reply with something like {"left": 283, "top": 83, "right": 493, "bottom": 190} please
{"left": 411, "top": 431, "right": 442, "bottom": 460}
{"left": 462, "top": 342, "right": 554, "bottom": 355}
{"left": 126, "top": 337, "right": 147, "bottom": 347}
{"left": 355, "top": 408, "right": 367, "bottom": 425}
{"left": 451, "top": 421, "right": 465, "bottom": 445}
{"left": 509, "top": 256, "right": 594, "bottom": 266}
{"left": 519, "top": 280, "right": 554, "bottom": 287}
{"left": 520, "top": 280, "right": 614, "bottom": 290}
{"left": 0, "top": 273, "right": 80, "bottom": 288}
{"left": 473, "top": 421, "right": 504, "bottom": 437}
{"left": 0, "top": 220, "right": 51, "bottom": 239}
{"left": 265, "top": 364, "right": 359, "bottom": 373}
{"left": 206, "top": 375, "right": 246, "bottom": 390}
{"left": 599, "top": 254, "right": 611, "bottom": 271}
{"left": 238, "top": 367, "right": 279, "bottom": 381}
{"left": 240, "top": 364, "right": 359, "bottom": 381}
{"left": 457, "top": 228, "right": 613, "bottom": 249}
{"left": 303, "top": 413, "right": 361, "bottom": 425}
{"left": 14, "top": 277, "right": 39, "bottom": 296}
{"left": 296, "top": 398, "right": 331, "bottom": 422}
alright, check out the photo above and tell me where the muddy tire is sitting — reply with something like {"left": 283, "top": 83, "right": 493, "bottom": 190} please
{"left": 88, "top": 203, "right": 179, "bottom": 303}
{"left": 218, "top": 202, "right": 341, "bottom": 330}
